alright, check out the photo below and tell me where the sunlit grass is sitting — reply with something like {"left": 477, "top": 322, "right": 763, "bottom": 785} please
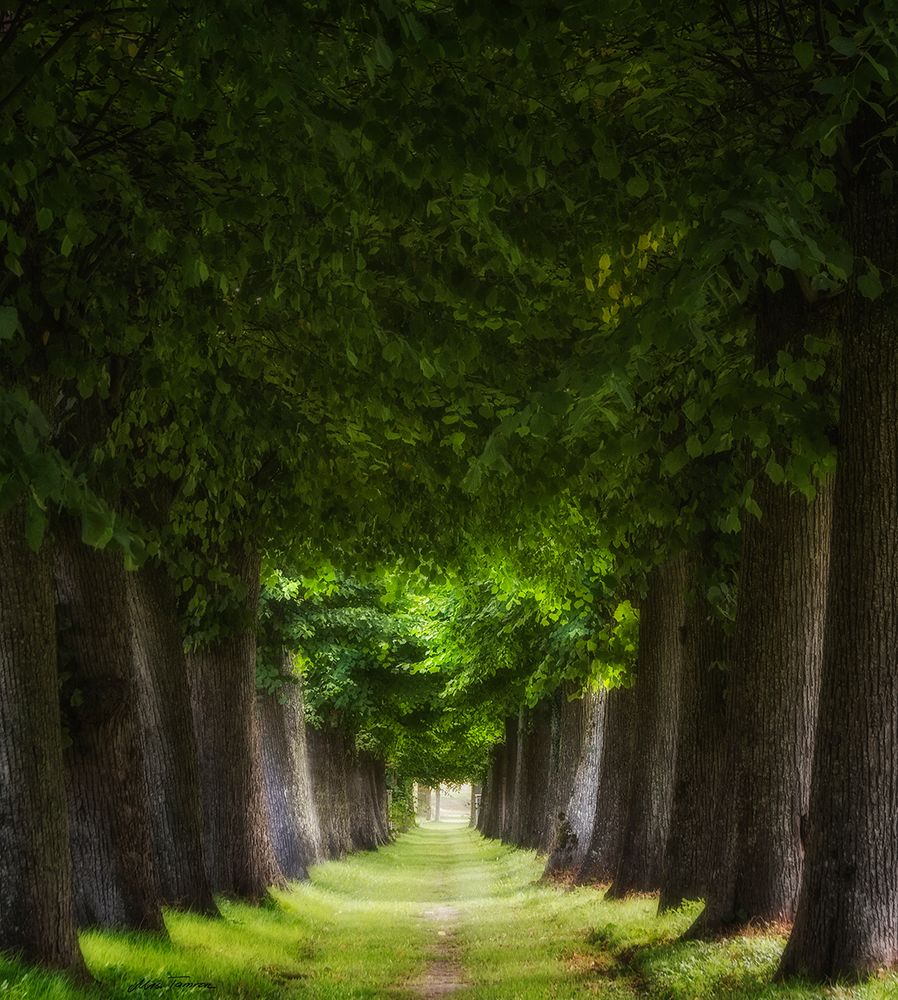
{"left": 452, "top": 829, "right": 898, "bottom": 1000}
{"left": 1, "top": 830, "right": 444, "bottom": 998}
{"left": 1, "top": 824, "right": 897, "bottom": 998}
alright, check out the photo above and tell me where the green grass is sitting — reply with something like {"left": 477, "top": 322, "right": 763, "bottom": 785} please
{"left": 1, "top": 823, "right": 896, "bottom": 998}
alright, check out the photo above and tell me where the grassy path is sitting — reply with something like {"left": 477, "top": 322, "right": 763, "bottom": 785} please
{"left": 2, "top": 823, "right": 897, "bottom": 998}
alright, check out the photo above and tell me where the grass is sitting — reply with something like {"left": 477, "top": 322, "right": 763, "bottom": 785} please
{"left": 1, "top": 823, "right": 896, "bottom": 998}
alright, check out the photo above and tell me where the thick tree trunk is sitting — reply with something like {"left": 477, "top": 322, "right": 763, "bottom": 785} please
{"left": 659, "top": 563, "right": 728, "bottom": 911}
{"left": 778, "top": 178, "right": 898, "bottom": 982}
{"left": 55, "top": 522, "right": 164, "bottom": 932}
{"left": 127, "top": 561, "right": 215, "bottom": 915}
{"left": 187, "top": 549, "right": 282, "bottom": 898}
{"left": 416, "top": 784, "right": 432, "bottom": 821}
{"left": 306, "top": 725, "right": 352, "bottom": 858}
{"left": 371, "top": 759, "right": 390, "bottom": 844}
{"left": 510, "top": 701, "right": 553, "bottom": 850}
{"left": 539, "top": 689, "right": 564, "bottom": 852}
{"left": 545, "top": 688, "right": 606, "bottom": 877}
{"left": 478, "top": 764, "right": 500, "bottom": 837}
{"left": 691, "top": 478, "right": 831, "bottom": 935}
{"left": 498, "top": 716, "right": 519, "bottom": 842}
{"left": 609, "top": 556, "right": 687, "bottom": 897}
{"left": 575, "top": 685, "right": 636, "bottom": 884}
{"left": 257, "top": 653, "right": 323, "bottom": 880}
{"left": 0, "top": 504, "right": 84, "bottom": 973}
{"left": 348, "top": 752, "right": 389, "bottom": 850}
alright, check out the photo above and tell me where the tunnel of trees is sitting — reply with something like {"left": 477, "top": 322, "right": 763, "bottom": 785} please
{"left": 1, "top": 1, "right": 897, "bottom": 992}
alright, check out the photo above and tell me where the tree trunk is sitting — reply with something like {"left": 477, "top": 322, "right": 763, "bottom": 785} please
{"left": 609, "top": 556, "right": 687, "bottom": 897}
{"left": 659, "top": 561, "right": 729, "bottom": 911}
{"left": 306, "top": 725, "right": 352, "bottom": 858}
{"left": 371, "top": 759, "right": 390, "bottom": 844}
{"left": 257, "top": 652, "right": 323, "bottom": 880}
{"left": 187, "top": 549, "right": 282, "bottom": 899}
{"left": 545, "top": 688, "right": 606, "bottom": 877}
{"left": 348, "top": 752, "right": 389, "bottom": 850}
{"left": 127, "top": 561, "right": 215, "bottom": 915}
{"left": 498, "top": 715, "right": 519, "bottom": 842}
{"left": 539, "top": 689, "right": 564, "bottom": 852}
{"left": 416, "top": 784, "right": 432, "bottom": 821}
{"left": 478, "top": 764, "right": 500, "bottom": 837}
{"left": 510, "top": 701, "right": 553, "bottom": 849}
{"left": 575, "top": 684, "right": 636, "bottom": 884}
{"left": 469, "top": 784, "right": 480, "bottom": 827}
{"left": 778, "top": 176, "right": 898, "bottom": 982}
{"left": 434, "top": 786, "right": 441, "bottom": 822}
{"left": 55, "top": 521, "right": 164, "bottom": 932}
{"left": 0, "top": 504, "right": 84, "bottom": 973}
{"left": 691, "top": 478, "right": 831, "bottom": 935}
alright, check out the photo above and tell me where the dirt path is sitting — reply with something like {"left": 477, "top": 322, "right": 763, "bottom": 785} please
{"left": 412, "top": 903, "right": 465, "bottom": 997}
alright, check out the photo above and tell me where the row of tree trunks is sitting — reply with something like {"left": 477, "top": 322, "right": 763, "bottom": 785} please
{"left": 1, "top": 507, "right": 391, "bottom": 978}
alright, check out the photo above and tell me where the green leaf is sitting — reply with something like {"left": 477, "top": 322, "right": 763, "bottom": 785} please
{"left": 36, "top": 207, "right": 53, "bottom": 231}
{"left": 769, "top": 240, "right": 801, "bottom": 269}
{"left": 626, "top": 174, "right": 649, "bottom": 198}
{"left": 793, "top": 41, "right": 814, "bottom": 69}
{"left": 858, "top": 267, "right": 883, "bottom": 300}
{"left": 24, "top": 498, "right": 47, "bottom": 552}
{"left": 0, "top": 305, "right": 19, "bottom": 340}
{"left": 829, "top": 36, "right": 856, "bottom": 57}
{"left": 374, "top": 36, "right": 393, "bottom": 69}
{"left": 765, "top": 456, "right": 785, "bottom": 485}
{"left": 81, "top": 506, "right": 116, "bottom": 548}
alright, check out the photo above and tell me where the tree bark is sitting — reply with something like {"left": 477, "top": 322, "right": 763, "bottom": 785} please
{"left": 691, "top": 477, "right": 831, "bottom": 935}
{"left": 55, "top": 521, "right": 164, "bottom": 931}
{"left": 575, "top": 684, "right": 636, "bottom": 884}
{"left": 545, "top": 688, "right": 606, "bottom": 877}
{"left": 127, "top": 561, "right": 216, "bottom": 915}
{"left": 659, "top": 561, "right": 729, "bottom": 911}
{"left": 498, "top": 715, "right": 519, "bottom": 842}
{"left": 609, "top": 555, "right": 687, "bottom": 897}
{"left": 434, "top": 786, "right": 441, "bottom": 822}
{"left": 477, "top": 763, "right": 500, "bottom": 837}
{"left": 469, "top": 784, "right": 480, "bottom": 827}
{"left": 778, "top": 175, "right": 898, "bottom": 982}
{"left": 0, "top": 504, "right": 85, "bottom": 973}
{"left": 257, "top": 652, "right": 323, "bottom": 880}
{"left": 348, "top": 752, "right": 390, "bottom": 850}
{"left": 510, "top": 701, "right": 553, "bottom": 849}
{"left": 187, "top": 549, "right": 282, "bottom": 899}
{"left": 306, "top": 725, "right": 352, "bottom": 859}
